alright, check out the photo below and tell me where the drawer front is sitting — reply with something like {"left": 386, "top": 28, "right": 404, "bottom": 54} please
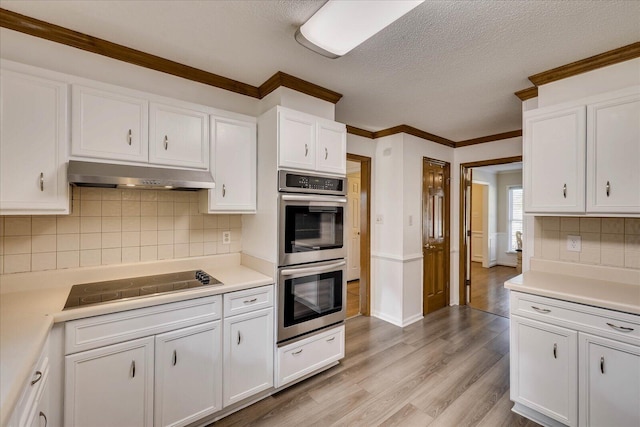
{"left": 12, "top": 338, "right": 49, "bottom": 427}
{"left": 223, "top": 285, "right": 274, "bottom": 318}
{"left": 276, "top": 325, "right": 344, "bottom": 388}
{"left": 511, "top": 292, "right": 640, "bottom": 345}
{"left": 65, "top": 295, "right": 221, "bottom": 354}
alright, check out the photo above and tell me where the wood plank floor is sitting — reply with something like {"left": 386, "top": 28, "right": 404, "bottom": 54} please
{"left": 211, "top": 307, "right": 540, "bottom": 427}
{"left": 469, "top": 263, "right": 519, "bottom": 318}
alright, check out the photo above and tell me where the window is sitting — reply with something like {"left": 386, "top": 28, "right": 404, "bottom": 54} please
{"left": 508, "top": 186, "right": 523, "bottom": 252}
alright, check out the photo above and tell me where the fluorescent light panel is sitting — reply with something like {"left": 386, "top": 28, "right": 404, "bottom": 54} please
{"left": 296, "top": 0, "right": 424, "bottom": 58}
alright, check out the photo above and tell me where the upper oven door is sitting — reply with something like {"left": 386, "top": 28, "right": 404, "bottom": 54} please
{"left": 279, "top": 194, "right": 346, "bottom": 266}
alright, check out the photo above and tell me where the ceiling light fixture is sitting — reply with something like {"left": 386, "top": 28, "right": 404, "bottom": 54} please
{"left": 295, "top": 0, "right": 424, "bottom": 59}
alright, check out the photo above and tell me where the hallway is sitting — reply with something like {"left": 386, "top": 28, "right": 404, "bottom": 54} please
{"left": 468, "top": 263, "right": 519, "bottom": 318}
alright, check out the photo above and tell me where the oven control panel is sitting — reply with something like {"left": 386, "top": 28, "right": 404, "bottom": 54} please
{"left": 279, "top": 171, "right": 346, "bottom": 195}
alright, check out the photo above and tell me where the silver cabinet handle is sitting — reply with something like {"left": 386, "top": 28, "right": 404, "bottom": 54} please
{"left": 326, "top": 337, "right": 335, "bottom": 342}
{"left": 606, "top": 181, "right": 610, "bottom": 197}
{"left": 127, "top": 129, "right": 132, "bottom": 145}
{"left": 172, "top": 350, "right": 177, "bottom": 366}
{"left": 600, "top": 356, "right": 605, "bottom": 374}
{"left": 563, "top": 183, "right": 567, "bottom": 198}
{"left": 164, "top": 135, "right": 168, "bottom": 150}
{"left": 325, "top": 147, "right": 328, "bottom": 160}
{"left": 222, "top": 184, "right": 226, "bottom": 197}
{"left": 531, "top": 305, "right": 551, "bottom": 314}
{"left": 606, "top": 322, "right": 634, "bottom": 332}
{"left": 292, "top": 349, "right": 303, "bottom": 355}
{"left": 304, "top": 143, "right": 309, "bottom": 157}
{"left": 31, "top": 370, "right": 42, "bottom": 386}
{"left": 39, "top": 411, "right": 47, "bottom": 427}
{"left": 237, "top": 331, "right": 242, "bottom": 345}
{"left": 243, "top": 298, "right": 257, "bottom": 304}
{"left": 281, "top": 260, "right": 346, "bottom": 276}
{"left": 39, "top": 173, "right": 44, "bottom": 192}
{"left": 131, "top": 360, "right": 136, "bottom": 378}
{"left": 553, "top": 343, "right": 557, "bottom": 359}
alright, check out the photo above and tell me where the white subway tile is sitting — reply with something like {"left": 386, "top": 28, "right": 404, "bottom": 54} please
{"left": 80, "top": 233, "right": 101, "bottom": 250}
{"left": 122, "top": 189, "right": 141, "bottom": 201}
{"left": 541, "top": 217, "right": 560, "bottom": 231}
{"left": 602, "top": 233, "right": 624, "bottom": 250}
{"left": 625, "top": 234, "right": 640, "bottom": 252}
{"left": 174, "top": 203, "right": 190, "bottom": 216}
{"left": 189, "top": 215, "right": 203, "bottom": 230}
{"left": 57, "top": 234, "right": 80, "bottom": 251}
{"left": 140, "top": 216, "right": 158, "bottom": 231}
{"left": 157, "top": 191, "right": 174, "bottom": 202}
{"left": 102, "top": 232, "right": 122, "bottom": 249}
{"left": 541, "top": 230, "right": 560, "bottom": 260}
{"left": 122, "top": 217, "right": 141, "bottom": 232}
{"left": 174, "top": 215, "right": 189, "bottom": 230}
{"left": 158, "top": 230, "right": 174, "bottom": 245}
{"left": 217, "top": 215, "right": 230, "bottom": 228}
{"left": 174, "top": 192, "right": 190, "bottom": 203}
{"left": 189, "top": 192, "right": 198, "bottom": 203}
{"left": 80, "top": 200, "right": 102, "bottom": 217}
{"left": 4, "top": 217, "right": 31, "bottom": 236}
{"left": 190, "top": 203, "right": 200, "bottom": 216}
{"left": 80, "top": 187, "right": 102, "bottom": 200}
{"left": 122, "top": 231, "right": 141, "bottom": 247}
{"left": 57, "top": 251, "right": 79, "bottom": 269}
{"left": 80, "top": 249, "right": 101, "bottom": 267}
{"left": 140, "top": 190, "right": 158, "bottom": 202}
{"left": 624, "top": 251, "right": 640, "bottom": 269}
{"left": 102, "top": 201, "right": 122, "bottom": 217}
{"left": 579, "top": 218, "right": 600, "bottom": 233}
{"left": 601, "top": 248, "right": 624, "bottom": 267}
{"left": 122, "top": 201, "right": 141, "bottom": 217}
{"left": 175, "top": 229, "right": 189, "bottom": 244}
{"left": 189, "top": 242, "right": 203, "bottom": 257}
{"left": 4, "top": 236, "right": 31, "bottom": 254}
{"left": 189, "top": 230, "right": 203, "bottom": 243}
{"left": 102, "top": 217, "right": 122, "bottom": 233}
{"left": 102, "top": 248, "right": 122, "bottom": 265}
{"left": 229, "top": 241, "right": 242, "bottom": 253}
{"left": 140, "top": 246, "right": 157, "bottom": 262}
{"left": 80, "top": 217, "right": 101, "bottom": 233}
{"left": 32, "top": 235, "right": 57, "bottom": 253}
{"left": 32, "top": 217, "right": 56, "bottom": 235}
{"left": 158, "top": 202, "right": 173, "bottom": 217}
{"left": 230, "top": 215, "right": 242, "bottom": 228}
{"left": 203, "top": 215, "right": 218, "bottom": 229}
{"left": 625, "top": 218, "right": 640, "bottom": 235}
{"left": 157, "top": 245, "right": 174, "bottom": 260}
{"left": 203, "top": 229, "right": 217, "bottom": 242}
{"left": 57, "top": 216, "right": 80, "bottom": 234}
{"left": 174, "top": 244, "right": 189, "bottom": 258}
{"left": 140, "top": 230, "right": 158, "bottom": 246}
{"left": 602, "top": 218, "right": 624, "bottom": 234}
{"left": 32, "top": 252, "right": 56, "bottom": 271}
{"left": 231, "top": 228, "right": 242, "bottom": 242}
{"left": 216, "top": 242, "right": 230, "bottom": 254}
{"left": 122, "top": 247, "right": 140, "bottom": 264}
{"left": 4, "top": 254, "right": 31, "bottom": 273}
{"left": 560, "top": 217, "right": 580, "bottom": 232}
{"left": 140, "top": 202, "right": 158, "bottom": 216}
{"left": 101, "top": 189, "right": 122, "bottom": 201}
{"left": 203, "top": 242, "right": 217, "bottom": 256}
{"left": 157, "top": 216, "right": 174, "bottom": 231}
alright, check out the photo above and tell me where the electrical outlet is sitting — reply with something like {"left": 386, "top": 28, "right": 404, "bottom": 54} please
{"left": 567, "top": 235, "right": 581, "bottom": 252}
{"left": 222, "top": 231, "right": 231, "bottom": 245}
{"left": 375, "top": 215, "right": 384, "bottom": 224}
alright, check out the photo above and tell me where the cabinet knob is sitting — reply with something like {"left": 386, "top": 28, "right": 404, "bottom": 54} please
{"left": 172, "top": 350, "right": 177, "bottom": 366}
{"left": 31, "top": 370, "right": 43, "bottom": 386}
{"left": 600, "top": 356, "right": 605, "bottom": 374}
{"left": 39, "top": 173, "right": 44, "bottom": 192}
{"left": 39, "top": 411, "right": 47, "bottom": 427}
{"left": 128, "top": 129, "right": 132, "bottom": 145}
{"left": 304, "top": 143, "right": 309, "bottom": 157}
{"left": 562, "top": 183, "right": 567, "bottom": 199}
{"left": 164, "top": 135, "right": 169, "bottom": 150}
{"left": 325, "top": 147, "right": 328, "bottom": 160}
{"left": 606, "top": 181, "right": 610, "bottom": 197}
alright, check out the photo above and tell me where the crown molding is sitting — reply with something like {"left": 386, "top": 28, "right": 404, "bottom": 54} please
{"left": 528, "top": 41, "right": 640, "bottom": 86}
{"left": 259, "top": 71, "right": 342, "bottom": 103}
{"left": 456, "top": 130, "right": 522, "bottom": 147}
{"left": 374, "top": 125, "right": 456, "bottom": 147}
{"left": 346, "top": 125, "right": 375, "bottom": 139}
{"left": 514, "top": 86, "right": 538, "bottom": 101}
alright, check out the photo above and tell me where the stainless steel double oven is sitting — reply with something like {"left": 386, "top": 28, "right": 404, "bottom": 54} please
{"left": 277, "top": 170, "right": 347, "bottom": 343}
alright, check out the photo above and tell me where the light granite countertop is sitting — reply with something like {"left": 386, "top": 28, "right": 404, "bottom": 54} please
{"left": 0, "top": 254, "right": 273, "bottom": 426}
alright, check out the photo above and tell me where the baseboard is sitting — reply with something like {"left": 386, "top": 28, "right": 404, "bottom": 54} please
{"left": 511, "top": 402, "right": 568, "bottom": 427}
{"left": 401, "top": 313, "right": 424, "bottom": 327}
{"left": 371, "top": 310, "right": 403, "bottom": 327}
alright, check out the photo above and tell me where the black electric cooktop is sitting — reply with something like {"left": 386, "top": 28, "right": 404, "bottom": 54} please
{"left": 63, "top": 270, "right": 222, "bottom": 310}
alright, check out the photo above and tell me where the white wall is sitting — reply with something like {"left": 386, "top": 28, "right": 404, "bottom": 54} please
{"left": 496, "top": 170, "right": 522, "bottom": 267}
{"left": 472, "top": 169, "right": 498, "bottom": 268}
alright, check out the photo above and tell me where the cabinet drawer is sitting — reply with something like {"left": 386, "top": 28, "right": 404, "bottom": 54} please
{"left": 12, "top": 339, "right": 49, "bottom": 427}
{"left": 65, "top": 295, "right": 221, "bottom": 354}
{"left": 276, "top": 325, "right": 344, "bottom": 388}
{"left": 511, "top": 292, "right": 640, "bottom": 345}
{"left": 223, "top": 285, "right": 273, "bottom": 318}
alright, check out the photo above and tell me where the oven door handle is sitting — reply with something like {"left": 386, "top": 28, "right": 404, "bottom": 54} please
{"left": 281, "top": 261, "right": 346, "bottom": 276}
{"left": 281, "top": 194, "right": 347, "bottom": 204}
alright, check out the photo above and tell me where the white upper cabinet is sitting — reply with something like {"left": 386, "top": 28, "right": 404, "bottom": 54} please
{"left": 0, "top": 68, "right": 70, "bottom": 214}
{"left": 523, "top": 86, "right": 640, "bottom": 216}
{"left": 149, "top": 102, "right": 209, "bottom": 169}
{"left": 316, "top": 118, "right": 347, "bottom": 175}
{"left": 586, "top": 92, "right": 640, "bottom": 214}
{"left": 278, "top": 107, "right": 346, "bottom": 175}
{"left": 202, "top": 115, "right": 257, "bottom": 213}
{"left": 72, "top": 84, "right": 149, "bottom": 163}
{"left": 524, "top": 105, "right": 586, "bottom": 214}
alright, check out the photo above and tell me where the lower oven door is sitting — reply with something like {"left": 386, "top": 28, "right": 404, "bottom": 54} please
{"left": 278, "top": 259, "right": 346, "bottom": 343}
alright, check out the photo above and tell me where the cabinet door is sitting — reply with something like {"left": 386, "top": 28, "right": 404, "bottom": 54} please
{"left": 149, "top": 102, "right": 209, "bottom": 169}
{"left": 587, "top": 91, "right": 640, "bottom": 214}
{"left": 207, "top": 116, "right": 256, "bottom": 212}
{"left": 510, "top": 315, "right": 578, "bottom": 426}
{"left": 71, "top": 84, "right": 148, "bottom": 162}
{"left": 154, "top": 321, "right": 222, "bottom": 427}
{"left": 523, "top": 106, "right": 586, "bottom": 213}
{"left": 278, "top": 109, "right": 316, "bottom": 170}
{"left": 316, "top": 119, "right": 346, "bottom": 175}
{"left": 65, "top": 336, "right": 154, "bottom": 427}
{"left": 0, "top": 69, "right": 69, "bottom": 214}
{"left": 579, "top": 333, "right": 640, "bottom": 427}
{"left": 223, "top": 307, "right": 274, "bottom": 407}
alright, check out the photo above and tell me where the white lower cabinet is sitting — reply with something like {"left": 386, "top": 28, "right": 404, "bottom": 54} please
{"left": 154, "top": 322, "right": 222, "bottom": 427}
{"left": 65, "top": 336, "right": 155, "bottom": 427}
{"left": 222, "top": 286, "right": 274, "bottom": 407}
{"left": 9, "top": 338, "right": 51, "bottom": 427}
{"left": 510, "top": 315, "right": 578, "bottom": 426}
{"left": 510, "top": 291, "right": 640, "bottom": 427}
{"left": 579, "top": 333, "right": 640, "bottom": 427}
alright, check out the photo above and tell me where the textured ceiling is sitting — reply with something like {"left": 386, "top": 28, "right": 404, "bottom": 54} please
{"left": 2, "top": 1, "right": 639, "bottom": 141}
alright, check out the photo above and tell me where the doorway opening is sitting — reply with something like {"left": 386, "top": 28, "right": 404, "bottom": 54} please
{"left": 422, "top": 157, "right": 450, "bottom": 315}
{"left": 346, "top": 153, "right": 371, "bottom": 318}
{"left": 459, "top": 156, "right": 522, "bottom": 318}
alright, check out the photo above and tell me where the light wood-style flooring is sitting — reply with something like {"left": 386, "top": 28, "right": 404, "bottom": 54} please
{"left": 469, "top": 263, "right": 519, "bottom": 318}
{"left": 347, "top": 280, "right": 360, "bottom": 318}
{"left": 211, "top": 306, "right": 540, "bottom": 427}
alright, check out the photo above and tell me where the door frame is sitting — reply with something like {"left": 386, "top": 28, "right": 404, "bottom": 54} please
{"left": 346, "top": 153, "right": 371, "bottom": 316}
{"left": 459, "top": 155, "right": 522, "bottom": 305}
{"left": 422, "top": 157, "right": 451, "bottom": 315}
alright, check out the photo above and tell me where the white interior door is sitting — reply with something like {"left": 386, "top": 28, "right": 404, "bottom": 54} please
{"left": 347, "top": 172, "right": 361, "bottom": 281}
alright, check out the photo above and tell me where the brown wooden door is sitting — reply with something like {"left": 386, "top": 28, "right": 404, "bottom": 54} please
{"left": 423, "top": 159, "right": 450, "bottom": 315}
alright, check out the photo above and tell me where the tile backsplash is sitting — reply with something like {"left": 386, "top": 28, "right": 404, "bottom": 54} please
{"left": 535, "top": 217, "right": 640, "bottom": 269}
{"left": 0, "top": 187, "right": 242, "bottom": 275}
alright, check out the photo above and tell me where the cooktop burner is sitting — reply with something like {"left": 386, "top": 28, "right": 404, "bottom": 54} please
{"left": 63, "top": 270, "right": 222, "bottom": 310}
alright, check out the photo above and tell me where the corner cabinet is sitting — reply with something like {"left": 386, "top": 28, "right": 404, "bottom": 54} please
{"left": 0, "top": 68, "right": 70, "bottom": 215}
{"left": 277, "top": 107, "right": 346, "bottom": 175}
{"left": 510, "top": 291, "right": 640, "bottom": 427}
{"left": 523, "top": 86, "right": 640, "bottom": 216}
{"left": 201, "top": 116, "right": 257, "bottom": 213}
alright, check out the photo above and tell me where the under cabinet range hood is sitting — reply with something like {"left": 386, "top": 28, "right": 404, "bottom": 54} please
{"left": 67, "top": 160, "right": 215, "bottom": 190}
